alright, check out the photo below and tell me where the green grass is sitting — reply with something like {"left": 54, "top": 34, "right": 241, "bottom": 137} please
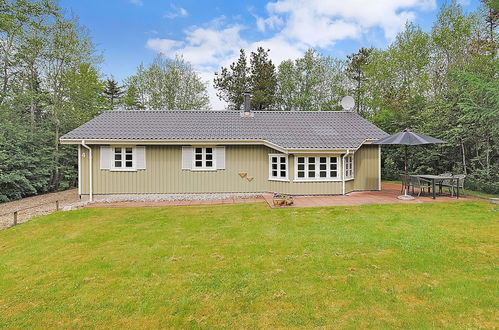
{"left": 0, "top": 202, "right": 498, "bottom": 328}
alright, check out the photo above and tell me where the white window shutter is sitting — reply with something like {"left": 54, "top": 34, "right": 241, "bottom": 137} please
{"left": 182, "top": 146, "right": 193, "bottom": 169}
{"left": 216, "top": 147, "right": 225, "bottom": 169}
{"left": 100, "top": 146, "right": 111, "bottom": 170}
{"left": 136, "top": 146, "right": 146, "bottom": 170}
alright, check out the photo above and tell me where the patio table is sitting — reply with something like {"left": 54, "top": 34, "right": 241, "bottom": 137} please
{"left": 410, "top": 175, "right": 460, "bottom": 199}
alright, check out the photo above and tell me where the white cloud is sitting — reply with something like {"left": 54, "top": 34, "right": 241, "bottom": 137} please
{"left": 198, "top": 71, "right": 226, "bottom": 110}
{"left": 145, "top": 0, "right": 436, "bottom": 108}
{"left": 146, "top": 22, "right": 250, "bottom": 109}
{"left": 146, "top": 20, "right": 248, "bottom": 70}
{"left": 249, "top": 36, "right": 305, "bottom": 64}
{"left": 146, "top": 38, "right": 184, "bottom": 54}
{"left": 266, "top": 0, "right": 436, "bottom": 42}
{"left": 164, "top": 4, "right": 189, "bottom": 19}
{"left": 255, "top": 15, "right": 284, "bottom": 32}
{"left": 129, "top": 0, "right": 143, "bottom": 6}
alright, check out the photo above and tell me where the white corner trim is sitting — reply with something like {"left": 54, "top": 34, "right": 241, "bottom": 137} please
{"left": 81, "top": 140, "right": 92, "bottom": 202}
{"left": 342, "top": 150, "right": 351, "bottom": 195}
{"left": 378, "top": 145, "right": 382, "bottom": 191}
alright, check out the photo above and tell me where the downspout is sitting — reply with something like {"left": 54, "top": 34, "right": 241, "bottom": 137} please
{"left": 78, "top": 145, "right": 81, "bottom": 197}
{"left": 342, "top": 149, "right": 351, "bottom": 195}
{"left": 81, "top": 140, "right": 93, "bottom": 202}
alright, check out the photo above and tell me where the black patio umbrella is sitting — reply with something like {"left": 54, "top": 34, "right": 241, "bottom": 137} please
{"left": 372, "top": 128, "right": 447, "bottom": 199}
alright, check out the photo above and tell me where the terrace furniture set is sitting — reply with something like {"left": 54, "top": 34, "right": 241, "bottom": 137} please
{"left": 401, "top": 173, "right": 465, "bottom": 199}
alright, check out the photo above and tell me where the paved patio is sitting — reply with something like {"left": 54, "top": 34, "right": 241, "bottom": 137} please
{"left": 263, "top": 182, "right": 477, "bottom": 208}
{"left": 86, "top": 182, "right": 476, "bottom": 209}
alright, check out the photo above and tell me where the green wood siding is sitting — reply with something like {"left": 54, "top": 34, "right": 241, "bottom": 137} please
{"left": 79, "top": 144, "right": 379, "bottom": 195}
{"left": 353, "top": 144, "right": 380, "bottom": 191}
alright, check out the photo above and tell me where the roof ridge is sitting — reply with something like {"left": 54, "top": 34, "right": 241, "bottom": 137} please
{"left": 104, "top": 109, "right": 357, "bottom": 114}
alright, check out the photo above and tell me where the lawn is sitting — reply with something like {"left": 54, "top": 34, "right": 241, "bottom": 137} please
{"left": 0, "top": 202, "right": 497, "bottom": 328}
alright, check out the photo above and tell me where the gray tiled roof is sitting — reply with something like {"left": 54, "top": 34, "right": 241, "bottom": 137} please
{"left": 60, "top": 110, "right": 388, "bottom": 149}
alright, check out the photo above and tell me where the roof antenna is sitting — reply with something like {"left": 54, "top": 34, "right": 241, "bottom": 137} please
{"left": 340, "top": 96, "right": 355, "bottom": 112}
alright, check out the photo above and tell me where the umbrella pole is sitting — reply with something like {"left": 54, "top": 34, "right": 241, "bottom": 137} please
{"left": 405, "top": 145, "right": 408, "bottom": 196}
{"left": 398, "top": 144, "right": 414, "bottom": 200}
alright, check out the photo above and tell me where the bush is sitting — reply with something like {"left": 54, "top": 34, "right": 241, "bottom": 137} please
{"left": 466, "top": 178, "right": 499, "bottom": 195}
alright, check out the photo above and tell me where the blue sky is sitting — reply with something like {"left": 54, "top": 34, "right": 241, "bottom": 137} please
{"left": 59, "top": 0, "right": 480, "bottom": 109}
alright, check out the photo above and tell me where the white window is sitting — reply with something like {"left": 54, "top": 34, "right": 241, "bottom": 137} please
{"left": 193, "top": 147, "right": 215, "bottom": 170}
{"left": 100, "top": 146, "right": 145, "bottom": 171}
{"left": 269, "top": 154, "right": 288, "bottom": 181}
{"left": 182, "top": 146, "right": 225, "bottom": 171}
{"left": 113, "top": 147, "right": 134, "bottom": 170}
{"left": 295, "top": 156, "right": 339, "bottom": 181}
{"left": 344, "top": 155, "right": 354, "bottom": 179}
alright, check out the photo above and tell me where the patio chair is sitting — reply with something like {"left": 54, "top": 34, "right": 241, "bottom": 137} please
{"left": 409, "top": 176, "right": 432, "bottom": 197}
{"left": 438, "top": 173, "right": 453, "bottom": 196}
{"left": 450, "top": 174, "right": 466, "bottom": 196}
{"left": 439, "top": 174, "right": 466, "bottom": 197}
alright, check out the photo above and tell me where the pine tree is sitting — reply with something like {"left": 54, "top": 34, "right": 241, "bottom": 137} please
{"left": 213, "top": 49, "right": 249, "bottom": 110}
{"left": 480, "top": 0, "right": 498, "bottom": 55}
{"left": 346, "top": 47, "right": 373, "bottom": 115}
{"left": 214, "top": 48, "right": 277, "bottom": 110}
{"left": 104, "top": 78, "right": 123, "bottom": 108}
{"left": 250, "top": 47, "right": 277, "bottom": 110}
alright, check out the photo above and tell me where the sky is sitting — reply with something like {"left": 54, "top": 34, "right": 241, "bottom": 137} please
{"left": 59, "top": 0, "right": 480, "bottom": 109}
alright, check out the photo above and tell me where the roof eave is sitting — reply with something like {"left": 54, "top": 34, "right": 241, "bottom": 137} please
{"left": 59, "top": 138, "right": 377, "bottom": 153}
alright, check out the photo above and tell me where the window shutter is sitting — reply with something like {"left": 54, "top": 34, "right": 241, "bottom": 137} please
{"left": 100, "top": 146, "right": 111, "bottom": 170}
{"left": 136, "top": 146, "right": 146, "bottom": 170}
{"left": 182, "top": 146, "right": 193, "bottom": 169}
{"left": 216, "top": 147, "right": 225, "bottom": 169}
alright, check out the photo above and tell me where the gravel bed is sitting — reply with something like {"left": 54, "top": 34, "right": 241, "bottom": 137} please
{"left": 0, "top": 189, "right": 83, "bottom": 230}
{"left": 90, "top": 193, "right": 262, "bottom": 203}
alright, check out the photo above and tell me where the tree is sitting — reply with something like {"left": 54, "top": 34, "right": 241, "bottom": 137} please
{"left": 480, "top": 0, "right": 498, "bottom": 49}
{"left": 0, "top": 0, "right": 103, "bottom": 199}
{"left": 214, "top": 47, "right": 278, "bottom": 110}
{"left": 124, "top": 55, "right": 210, "bottom": 110}
{"left": 214, "top": 49, "right": 249, "bottom": 110}
{"left": 365, "top": 23, "right": 431, "bottom": 131}
{"left": 430, "top": 1, "right": 479, "bottom": 93}
{"left": 346, "top": 47, "right": 373, "bottom": 115}
{"left": 103, "top": 78, "right": 123, "bottom": 108}
{"left": 275, "top": 49, "right": 347, "bottom": 111}
{"left": 122, "top": 84, "right": 143, "bottom": 110}
{"left": 43, "top": 15, "right": 100, "bottom": 189}
{"left": 249, "top": 47, "right": 277, "bottom": 110}
{"left": 61, "top": 63, "right": 106, "bottom": 125}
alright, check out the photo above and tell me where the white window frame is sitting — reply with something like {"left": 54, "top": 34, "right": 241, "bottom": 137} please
{"left": 344, "top": 154, "right": 354, "bottom": 180}
{"left": 111, "top": 146, "right": 136, "bottom": 171}
{"left": 294, "top": 155, "right": 341, "bottom": 182}
{"left": 192, "top": 146, "right": 217, "bottom": 171}
{"left": 268, "top": 154, "right": 289, "bottom": 181}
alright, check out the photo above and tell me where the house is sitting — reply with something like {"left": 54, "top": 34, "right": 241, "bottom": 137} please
{"left": 60, "top": 101, "right": 388, "bottom": 201}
